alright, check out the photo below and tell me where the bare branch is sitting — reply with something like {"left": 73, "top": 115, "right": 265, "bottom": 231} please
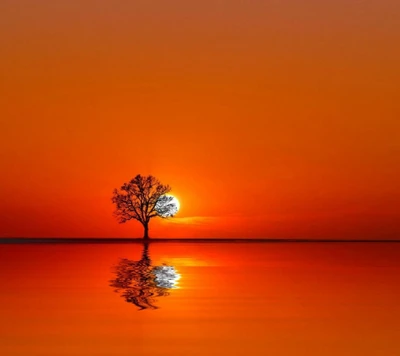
{"left": 111, "top": 174, "right": 174, "bottom": 238}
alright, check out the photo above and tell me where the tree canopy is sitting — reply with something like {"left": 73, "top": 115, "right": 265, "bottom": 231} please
{"left": 112, "top": 174, "right": 176, "bottom": 238}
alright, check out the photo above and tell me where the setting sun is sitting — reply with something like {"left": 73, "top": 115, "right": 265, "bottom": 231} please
{"left": 168, "top": 195, "right": 180, "bottom": 214}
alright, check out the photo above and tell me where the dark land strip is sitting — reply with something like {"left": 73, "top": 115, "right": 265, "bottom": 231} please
{"left": 0, "top": 238, "right": 399, "bottom": 244}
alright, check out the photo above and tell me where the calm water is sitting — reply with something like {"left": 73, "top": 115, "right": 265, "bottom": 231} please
{"left": 0, "top": 242, "right": 399, "bottom": 355}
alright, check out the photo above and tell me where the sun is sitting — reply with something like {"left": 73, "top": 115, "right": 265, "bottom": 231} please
{"left": 155, "top": 194, "right": 180, "bottom": 217}
{"left": 170, "top": 195, "right": 180, "bottom": 212}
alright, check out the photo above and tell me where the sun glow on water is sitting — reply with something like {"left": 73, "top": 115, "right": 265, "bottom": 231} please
{"left": 153, "top": 265, "right": 181, "bottom": 289}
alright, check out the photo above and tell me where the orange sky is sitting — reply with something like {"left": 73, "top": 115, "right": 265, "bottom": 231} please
{"left": 1, "top": 0, "right": 399, "bottom": 238}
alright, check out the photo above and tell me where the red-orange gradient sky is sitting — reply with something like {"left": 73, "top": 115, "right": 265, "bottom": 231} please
{"left": 1, "top": 0, "right": 399, "bottom": 238}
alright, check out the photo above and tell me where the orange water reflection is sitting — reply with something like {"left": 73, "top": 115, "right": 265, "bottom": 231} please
{"left": 0, "top": 242, "right": 400, "bottom": 355}
{"left": 110, "top": 242, "right": 180, "bottom": 310}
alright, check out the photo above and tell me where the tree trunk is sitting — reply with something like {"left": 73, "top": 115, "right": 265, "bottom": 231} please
{"left": 143, "top": 222, "right": 149, "bottom": 239}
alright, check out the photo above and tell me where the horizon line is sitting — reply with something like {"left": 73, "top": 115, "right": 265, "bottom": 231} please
{"left": 1, "top": 237, "right": 399, "bottom": 244}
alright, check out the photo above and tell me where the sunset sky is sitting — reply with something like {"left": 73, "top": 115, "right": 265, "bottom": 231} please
{"left": 1, "top": 0, "right": 399, "bottom": 238}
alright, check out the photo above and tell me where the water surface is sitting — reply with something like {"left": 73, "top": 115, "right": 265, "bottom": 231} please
{"left": 0, "top": 242, "right": 399, "bottom": 355}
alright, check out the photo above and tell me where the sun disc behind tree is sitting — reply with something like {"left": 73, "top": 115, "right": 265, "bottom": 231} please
{"left": 155, "top": 195, "right": 180, "bottom": 218}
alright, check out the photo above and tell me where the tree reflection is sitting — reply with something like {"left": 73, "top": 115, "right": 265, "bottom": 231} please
{"left": 110, "top": 243, "right": 180, "bottom": 310}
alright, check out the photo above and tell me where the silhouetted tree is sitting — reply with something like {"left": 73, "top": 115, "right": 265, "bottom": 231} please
{"left": 112, "top": 174, "right": 176, "bottom": 239}
{"left": 109, "top": 243, "right": 180, "bottom": 310}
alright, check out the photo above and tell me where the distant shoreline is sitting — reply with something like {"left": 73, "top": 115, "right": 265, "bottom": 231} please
{"left": 0, "top": 238, "right": 399, "bottom": 244}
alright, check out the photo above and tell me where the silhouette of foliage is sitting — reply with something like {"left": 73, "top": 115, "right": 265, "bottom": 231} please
{"left": 110, "top": 243, "right": 180, "bottom": 310}
{"left": 112, "top": 174, "right": 176, "bottom": 238}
